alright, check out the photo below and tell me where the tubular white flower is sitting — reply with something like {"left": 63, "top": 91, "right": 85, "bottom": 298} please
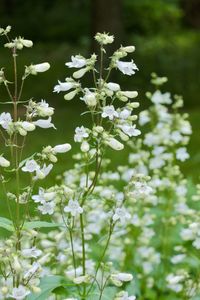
{"left": 102, "top": 105, "right": 118, "bottom": 120}
{"left": 34, "top": 164, "right": 53, "bottom": 180}
{"left": 53, "top": 143, "right": 71, "bottom": 153}
{"left": 0, "top": 156, "right": 10, "bottom": 168}
{"left": 28, "top": 62, "right": 50, "bottom": 75}
{"left": 33, "top": 117, "right": 56, "bottom": 129}
{"left": 65, "top": 55, "right": 87, "bottom": 68}
{"left": 0, "top": 112, "right": 12, "bottom": 130}
{"left": 22, "top": 159, "right": 39, "bottom": 173}
{"left": 74, "top": 126, "right": 89, "bottom": 142}
{"left": 64, "top": 199, "right": 83, "bottom": 217}
{"left": 113, "top": 207, "right": 131, "bottom": 223}
{"left": 117, "top": 60, "right": 138, "bottom": 76}
{"left": 53, "top": 80, "right": 75, "bottom": 93}
{"left": 33, "top": 62, "right": 50, "bottom": 73}
{"left": 9, "top": 285, "right": 30, "bottom": 300}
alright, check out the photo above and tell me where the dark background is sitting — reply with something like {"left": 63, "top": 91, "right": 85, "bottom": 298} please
{"left": 0, "top": 0, "right": 200, "bottom": 107}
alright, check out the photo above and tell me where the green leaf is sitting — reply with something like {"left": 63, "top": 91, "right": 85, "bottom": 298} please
{"left": 27, "top": 276, "right": 65, "bottom": 300}
{"left": 0, "top": 217, "right": 14, "bottom": 232}
{"left": 23, "top": 221, "right": 63, "bottom": 230}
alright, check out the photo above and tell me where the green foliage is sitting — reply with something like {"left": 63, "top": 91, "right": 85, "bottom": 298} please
{"left": 124, "top": 0, "right": 182, "bottom": 35}
{"left": 27, "top": 276, "right": 67, "bottom": 300}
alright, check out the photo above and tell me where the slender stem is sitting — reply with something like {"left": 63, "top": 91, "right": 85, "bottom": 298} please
{"left": 87, "top": 222, "right": 114, "bottom": 296}
{"left": 80, "top": 213, "right": 86, "bottom": 299}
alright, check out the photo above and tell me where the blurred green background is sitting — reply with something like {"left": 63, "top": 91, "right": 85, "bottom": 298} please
{"left": 0, "top": 0, "right": 200, "bottom": 189}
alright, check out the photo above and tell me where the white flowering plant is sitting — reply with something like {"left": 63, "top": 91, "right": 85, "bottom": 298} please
{"left": 0, "top": 28, "right": 200, "bottom": 300}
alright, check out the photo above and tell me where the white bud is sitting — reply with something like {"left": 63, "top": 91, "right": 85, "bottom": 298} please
{"left": 120, "top": 91, "right": 138, "bottom": 99}
{"left": 22, "top": 39, "right": 33, "bottom": 48}
{"left": 21, "top": 121, "right": 35, "bottom": 131}
{"left": 73, "top": 67, "right": 88, "bottom": 79}
{"left": 0, "top": 156, "right": 10, "bottom": 168}
{"left": 122, "top": 46, "right": 135, "bottom": 53}
{"left": 81, "top": 141, "right": 90, "bottom": 152}
{"left": 64, "top": 89, "right": 78, "bottom": 100}
{"left": 13, "top": 255, "right": 22, "bottom": 272}
{"left": 106, "top": 137, "right": 124, "bottom": 151}
{"left": 53, "top": 143, "right": 71, "bottom": 153}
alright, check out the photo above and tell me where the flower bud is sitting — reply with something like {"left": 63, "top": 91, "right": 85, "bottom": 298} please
{"left": 106, "top": 137, "right": 124, "bottom": 151}
{"left": 21, "top": 121, "right": 35, "bottom": 131}
{"left": 122, "top": 46, "right": 135, "bottom": 53}
{"left": 0, "top": 156, "right": 10, "bottom": 167}
{"left": 73, "top": 67, "right": 88, "bottom": 79}
{"left": 81, "top": 141, "right": 90, "bottom": 152}
{"left": 22, "top": 39, "right": 33, "bottom": 48}
{"left": 64, "top": 90, "right": 78, "bottom": 101}
{"left": 49, "top": 154, "right": 57, "bottom": 163}
{"left": 53, "top": 143, "right": 71, "bottom": 153}
{"left": 13, "top": 255, "right": 22, "bottom": 272}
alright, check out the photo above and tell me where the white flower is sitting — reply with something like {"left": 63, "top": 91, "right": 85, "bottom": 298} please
{"left": 102, "top": 105, "right": 118, "bottom": 120}
{"left": 23, "top": 262, "right": 40, "bottom": 280}
{"left": 22, "top": 159, "right": 39, "bottom": 173}
{"left": 171, "top": 254, "right": 186, "bottom": 264}
{"left": 119, "top": 109, "right": 131, "bottom": 120}
{"left": 31, "top": 62, "right": 50, "bottom": 73}
{"left": 53, "top": 80, "right": 75, "bottom": 93}
{"left": 9, "top": 285, "right": 30, "bottom": 300}
{"left": 74, "top": 126, "right": 89, "bottom": 142}
{"left": 65, "top": 55, "right": 87, "bottom": 68}
{"left": 53, "top": 143, "right": 71, "bottom": 153}
{"left": 120, "top": 125, "right": 141, "bottom": 137}
{"left": 139, "top": 110, "right": 150, "bottom": 126}
{"left": 32, "top": 188, "right": 55, "bottom": 203}
{"left": 113, "top": 207, "right": 131, "bottom": 224}
{"left": 33, "top": 117, "right": 56, "bottom": 129}
{"left": 151, "top": 91, "right": 172, "bottom": 105}
{"left": 22, "top": 247, "right": 42, "bottom": 258}
{"left": 111, "top": 273, "right": 133, "bottom": 286}
{"left": 176, "top": 147, "right": 189, "bottom": 161}
{"left": 117, "top": 60, "right": 138, "bottom": 76}
{"left": 0, "top": 112, "right": 12, "bottom": 130}
{"left": 106, "top": 82, "right": 120, "bottom": 92}
{"left": 166, "top": 274, "right": 184, "bottom": 293}
{"left": 0, "top": 156, "right": 10, "bottom": 167}
{"left": 38, "top": 201, "right": 55, "bottom": 215}
{"left": 64, "top": 199, "right": 83, "bottom": 217}
{"left": 115, "top": 291, "right": 136, "bottom": 300}
{"left": 34, "top": 164, "right": 53, "bottom": 180}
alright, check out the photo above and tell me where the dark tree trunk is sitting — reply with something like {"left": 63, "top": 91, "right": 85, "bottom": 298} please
{"left": 181, "top": 0, "right": 200, "bottom": 28}
{"left": 91, "top": 0, "right": 123, "bottom": 52}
